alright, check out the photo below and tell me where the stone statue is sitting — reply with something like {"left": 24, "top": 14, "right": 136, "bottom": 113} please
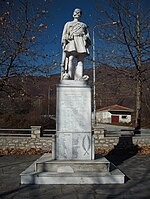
{"left": 61, "top": 8, "right": 91, "bottom": 80}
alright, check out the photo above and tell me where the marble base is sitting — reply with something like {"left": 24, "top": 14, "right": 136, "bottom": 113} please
{"left": 20, "top": 153, "right": 125, "bottom": 184}
{"left": 56, "top": 80, "right": 92, "bottom": 160}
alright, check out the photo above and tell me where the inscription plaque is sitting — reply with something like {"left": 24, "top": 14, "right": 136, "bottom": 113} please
{"left": 57, "top": 86, "right": 91, "bottom": 132}
{"left": 56, "top": 132, "right": 92, "bottom": 160}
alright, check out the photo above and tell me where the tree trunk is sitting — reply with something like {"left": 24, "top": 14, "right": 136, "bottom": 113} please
{"left": 135, "top": 14, "right": 142, "bottom": 133}
{"left": 135, "top": 71, "right": 142, "bottom": 133}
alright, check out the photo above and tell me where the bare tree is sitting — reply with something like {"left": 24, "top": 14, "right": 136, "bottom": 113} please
{"left": 0, "top": 0, "right": 53, "bottom": 94}
{"left": 96, "top": 0, "right": 150, "bottom": 131}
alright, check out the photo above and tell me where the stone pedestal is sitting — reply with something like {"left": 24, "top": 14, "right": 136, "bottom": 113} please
{"left": 20, "top": 80, "right": 125, "bottom": 184}
{"left": 56, "top": 80, "right": 92, "bottom": 160}
{"left": 20, "top": 153, "right": 125, "bottom": 184}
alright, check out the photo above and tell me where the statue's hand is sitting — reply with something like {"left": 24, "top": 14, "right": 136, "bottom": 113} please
{"left": 61, "top": 63, "right": 65, "bottom": 67}
{"left": 62, "top": 40, "right": 66, "bottom": 48}
{"left": 85, "top": 37, "right": 91, "bottom": 48}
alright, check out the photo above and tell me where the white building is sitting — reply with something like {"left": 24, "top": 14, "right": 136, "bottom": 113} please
{"left": 94, "top": 104, "right": 133, "bottom": 124}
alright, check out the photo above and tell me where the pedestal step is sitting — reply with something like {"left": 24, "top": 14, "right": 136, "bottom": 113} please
{"left": 35, "top": 153, "right": 110, "bottom": 173}
{"left": 20, "top": 153, "right": 125, "bottom": 184}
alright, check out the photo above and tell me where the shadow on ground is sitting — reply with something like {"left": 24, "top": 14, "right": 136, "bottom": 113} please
{"left": 105, "top": 136, "right": 139, "bottom": 166}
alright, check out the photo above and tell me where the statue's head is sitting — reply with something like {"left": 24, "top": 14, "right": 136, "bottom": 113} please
{"left": 73, "top": 8, "right": 82, "bottom": 19}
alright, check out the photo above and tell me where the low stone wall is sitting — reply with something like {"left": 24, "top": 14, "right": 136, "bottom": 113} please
{"left": 0, "top": 126, "right": 54, "bottom": 151}
{"left": 0, "top": 137, "right": 52, "bottom": 151}
{"left": 94, "top": 127, "right": 150, "bottom": 150}
{"left": 0, "top": 126, "right": 150, "bottom": 152}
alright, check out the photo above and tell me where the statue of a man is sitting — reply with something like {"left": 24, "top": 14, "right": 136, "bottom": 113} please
{"left": 61, "top": 8, "right": 91, "bottom": 80}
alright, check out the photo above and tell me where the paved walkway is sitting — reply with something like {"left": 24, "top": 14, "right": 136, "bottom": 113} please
{"left": 0, "top": 154, "right": 150, "bottom": 199}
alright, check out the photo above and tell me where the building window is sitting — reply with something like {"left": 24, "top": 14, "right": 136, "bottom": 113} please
{"left": 122, "top": 115, "right": 127, "bottom": 119}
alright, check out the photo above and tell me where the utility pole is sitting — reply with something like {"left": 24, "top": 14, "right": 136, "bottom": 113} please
{"left": 92, "top": 22, "right": 117, "bottom": 126}
{"left": 92, "top": 27, "right": 96, "bottom": 126}
{"left": 48, "top": 85, "right": 50, "bottom": 116}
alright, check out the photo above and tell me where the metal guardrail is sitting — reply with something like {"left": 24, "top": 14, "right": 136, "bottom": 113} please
{"left": 0, "top": 128, "right": 57, "bottom": 137}
{"left": 1, "top": 128, "right": 149, "bottom": 138}
{"left": 104, "top": 129, "right": 150, "bottom": 137}
{"left": 42, "top": 129, "right": 56, "bottom": 137}
{"left": 0, "top": 128, "right": 31, "bottom": 137}
{"left": 43, "top": 129, "right": 56, "bottom": 132}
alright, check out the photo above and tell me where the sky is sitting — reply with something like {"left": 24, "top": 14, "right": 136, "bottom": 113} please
{"left": 48, "top": 0, "right": 98, "bottom": 33}
{"left": 45, "top": 0, "right": 150, "bottom": 74}
{"left": 1, "top": 0, "right": 150, "bottom": 75}
{"left": 0, "top": 0, "right": 99, "bottom": 76}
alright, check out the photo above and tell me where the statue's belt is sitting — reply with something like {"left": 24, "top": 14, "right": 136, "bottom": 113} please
{"left": 68, "top": 33, "right": 85, "bottom": 40}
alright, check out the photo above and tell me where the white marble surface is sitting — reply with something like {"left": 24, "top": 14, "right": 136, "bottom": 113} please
{"left": 56, "top": 132, "right": 92, "bottom": 160}
{"left": 20, "top": 153, "right": 125, "bottom": 185}
{"left": 61, "top": 8, "right": 91, "bottom": 80}
{"left": 56, "top": 84, "right": 91, "bottom": 133}
{"left": 56, "top": 82, "right": 92, "bottom": 160}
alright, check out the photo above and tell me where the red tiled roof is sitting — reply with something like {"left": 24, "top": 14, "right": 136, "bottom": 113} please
{"left": 97, "top": 104, "right": 133, "bottom": 112}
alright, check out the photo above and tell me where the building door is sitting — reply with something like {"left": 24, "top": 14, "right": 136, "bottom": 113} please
{"left": 111, "top": 115, "right": 119, "bottom": 123}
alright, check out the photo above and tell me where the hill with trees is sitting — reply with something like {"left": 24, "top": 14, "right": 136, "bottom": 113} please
{"left": 0, "top": 62, "right": 150, "bottom": 129}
